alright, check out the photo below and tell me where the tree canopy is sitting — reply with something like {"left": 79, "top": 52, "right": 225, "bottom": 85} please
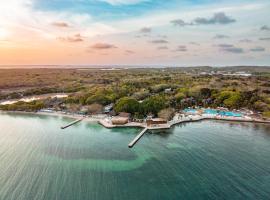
{"left": 114, "top": 97, "right": 140, "bottom": 114}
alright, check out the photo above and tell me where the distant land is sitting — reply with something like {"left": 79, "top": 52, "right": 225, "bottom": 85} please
{"left": 0, "top": 65, "right": 269, "bottom": 71}
{"left": 0, "top": 66, "right": 270, "bottom": 119}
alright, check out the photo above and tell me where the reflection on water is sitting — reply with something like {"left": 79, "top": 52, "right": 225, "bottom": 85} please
{"left": 0, "top": 113, "right": 270, "bottom": 200}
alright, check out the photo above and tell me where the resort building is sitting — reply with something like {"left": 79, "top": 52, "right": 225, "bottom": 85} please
{"left": 146, "top": 118, "right": 167, "bottom": 126}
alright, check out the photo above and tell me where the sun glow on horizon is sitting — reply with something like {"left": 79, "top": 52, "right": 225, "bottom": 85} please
{"left": 0, "top": 28, "right": 9, "bottom": 40}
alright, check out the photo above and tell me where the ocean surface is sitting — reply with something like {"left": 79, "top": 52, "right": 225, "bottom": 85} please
{"left": 0, "top": 113, "right": 270, "bottom": 200}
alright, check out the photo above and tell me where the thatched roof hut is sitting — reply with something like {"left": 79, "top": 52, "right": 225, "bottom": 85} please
{"left": 112, "top": 117, "right": 129, "bottom": 125}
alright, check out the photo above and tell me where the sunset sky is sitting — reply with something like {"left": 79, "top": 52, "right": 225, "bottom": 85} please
{"left": 0, "top": 0, "right": 270, "bottom": 66}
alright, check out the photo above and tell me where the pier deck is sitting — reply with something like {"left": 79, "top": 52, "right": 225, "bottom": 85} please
{"left": 61, "top": 117, "right": 84, "bottom": 129}
{"left": 128, "top": 128, "right": 148, "bottom": 148}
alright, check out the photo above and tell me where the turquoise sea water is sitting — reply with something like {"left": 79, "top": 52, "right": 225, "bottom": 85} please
{"left": 0, "top": 113, "right": 270, "bottom": 200}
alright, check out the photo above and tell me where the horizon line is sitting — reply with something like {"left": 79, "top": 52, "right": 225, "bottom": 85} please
{"left": 0, "top": 64, "right": 270, "bottom": 69}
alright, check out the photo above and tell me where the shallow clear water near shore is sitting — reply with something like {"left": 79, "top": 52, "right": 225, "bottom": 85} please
{"left": 0, "top": 113, "right": 270, "bottom": 200}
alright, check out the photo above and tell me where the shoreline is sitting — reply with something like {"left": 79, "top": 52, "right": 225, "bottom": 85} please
{"left": 1, "top": 110, "right": 270, "bottom": 130}
{"left": 99, "top": 114, "right": 270, "bottom": 130}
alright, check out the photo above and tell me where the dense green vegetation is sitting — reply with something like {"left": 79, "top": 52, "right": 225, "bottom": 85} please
{"left": 114, "top": 95, "right": 167, "bottom": 118}
{"left": 0, "top": 67, "right": 269, "bottom": 118}
{"left": 0, "top": 101, "right": 45, "bottom": 112}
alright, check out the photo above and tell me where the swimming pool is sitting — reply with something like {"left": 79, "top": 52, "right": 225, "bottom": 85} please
{"left": 183, "top": 109, "right": 242, "bottom": 117}
{"left": 219, "top": 111, "right": 242, "bottom": 117}
{"left": 204, "top": 109, "right": 218, "bottom": 115}
{"left": 183, "top": 108, "right": 197, "bottom": 113}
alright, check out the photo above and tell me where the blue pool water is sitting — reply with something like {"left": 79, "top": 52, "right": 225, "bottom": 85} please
{"left": 183, "top": 109, "right": 242, "bottom": 117}
{"left": 183, "top": 108, "right": 197, "bottom": 113}
{"left": 219, "top": 111, "right": 242, "bottom": 117}
{"left": 204, "top": 109, "right": 218, "bottom": 115}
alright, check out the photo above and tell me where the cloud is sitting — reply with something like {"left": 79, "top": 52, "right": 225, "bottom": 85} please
{"left": 51, "top": 22, "right": 69, "bottom": 28}
{"left": 157, "top": 46, "right": 168, "bottom": 50}
{"left": 223, "top": 47, "right": 244, "bottom": 53}
{"left": 259, "top": 37, "right": 270, "bottom": 41}
{"left": 90, "top": 43, "right": 117, "bottom": 49}
{"left": 171, "top": 12, "right": 236, "bottom": 28}
{"left": 135, "top": 34, "right": 150, "bottom": 38}
{"left": 217, "top": 44, "right": 234, "bottom": 48}
{"left": 157, "top": 34, "right": 167, "bottom": 39}
{"left": 194, "top": 12, "right": 236, "bottom": 25}
{"left": 170, "top": 19, "right": 191, "bottom": 27}
{"left": 239, "top": 39, "right": 252, "bottom": 43}
{"left": 217, "top": 44, "right": 244, "bottom": 53}
{"left": 125, "top": 50, "right": 135, "bottom": 54}
{"left": 140, "top": 27, "right": 151, "bottom": 33}
{"left": 250, "top": 47, "right": 265, "bottom": 52}
{"left": 174, "top": 45, "right": 187, "bottom": 52}
{"left": 57, "top": 34, "right": 83, "bottom": 42}
{"left": 214, "top": 34, "right": 230, "bottom": 39}
{"left": 189, "top": 42, "right": 200, "bottom": 46}
{"left": 261, "top": 25, "right": 270, "bottom": 31}
{"left": 150, "top": 39, "right": 168, "bottom": 44}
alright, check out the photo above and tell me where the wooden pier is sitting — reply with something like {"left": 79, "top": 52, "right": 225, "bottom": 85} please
{"left": 128, "top": 128, "right": 148, "bottom": 148}
{"left": 61, "top": 118, "right": 84, "bottom": 129}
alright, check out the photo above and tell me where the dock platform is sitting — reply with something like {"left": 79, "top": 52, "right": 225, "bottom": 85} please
{"left": 61, "top": 117, "right": 84, "bottom": 129}
{"left": 128, "top": 128, "right": 148, "bottom": 148}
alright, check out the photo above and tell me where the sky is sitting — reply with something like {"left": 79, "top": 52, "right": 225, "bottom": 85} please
{"left": 0, "top": 0, "right": 270, "bottom": 66}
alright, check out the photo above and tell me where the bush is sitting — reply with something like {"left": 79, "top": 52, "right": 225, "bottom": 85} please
{"left": 175, "top": 92, "right": 186, "bottom": 104}
{"left": 142, "top": 95, "right": 166, "bottom": 116}
{"left": 254, "top": 101, "right": 269, "bottom": 112}
{"left": 87, "top": 103, "right": 103, "bottom": 114}
{"left": 158, "top": 108, "right": 175, "bottom": 121}
{"left": 262, "top": 111, "right": 270, "bottom": 118}
{"left": 150, "top": 84, "right": 170, "bottom": 93}
{"left": 114, "top": 97, "right": 140, "bottom": 114}
{"left": 86, "top": 93, "right": 111, "bottom": 105}
{"left": 200, "top": 88, "right": 211, "bottom": 98}
{"left": 0, "top": 100, "right": 45, "bottom": 112}
{"left": 132, "top": 89, "right": 150, "bottom": 100}
{"left": 223, "top": 92, "right": 242, "bottom": 109}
